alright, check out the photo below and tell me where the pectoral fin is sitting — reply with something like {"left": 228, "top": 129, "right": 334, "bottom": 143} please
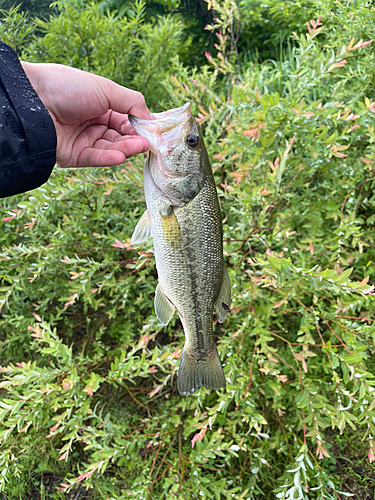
{"left": 155, "top": 283, "right": 175, "bottom": 326}
{"left": 160, "top": 207, "right": 182, "bottom": 249}
{"left": 214, "top": 266, "right": 231, "bottom": 322}
{"left": 131, "top": 210, "right": 152, "bottom": 245}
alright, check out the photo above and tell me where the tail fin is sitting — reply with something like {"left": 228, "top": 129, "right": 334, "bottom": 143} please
{"left": 177, "top": 347, "right": 226, "bottom": 396}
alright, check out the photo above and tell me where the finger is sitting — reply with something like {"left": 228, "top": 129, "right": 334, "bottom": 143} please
{"left": 76, "top": 137, "right": 148, "bottom": 167}
{"left": 82, "top": 149, "right": 126, "bottom": 167}
{"left": 103, "top": 80, "right": 151, "bottom": 120}
{"left": 101, "top": 128, "right": 122, "bottom": 143}
{"left": 77, "top": 121, "right": 150, "bottom": 150}
{"left": 107, "top": 111, "right": 136, "bottom": 135}
{"left": 119, "top": 121, "right": 139, "bottom": 136}
{"left": 95, "top": 135, "right": 150, "bottom": 151}
{"left": 90, "top": 112, "right": 143, "bottom": 137}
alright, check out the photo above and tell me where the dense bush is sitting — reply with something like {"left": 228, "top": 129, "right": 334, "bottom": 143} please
{"left": 1, "top": 0, "right": 375, "bottom": 498}
{"left": 23, "top": 0, "right": 189, "bottom": 110}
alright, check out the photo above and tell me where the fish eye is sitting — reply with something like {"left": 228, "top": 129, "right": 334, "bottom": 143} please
{"left": 186, "top": 134, "right": 199, "bottom": 148}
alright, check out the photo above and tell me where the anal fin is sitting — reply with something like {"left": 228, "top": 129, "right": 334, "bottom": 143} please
{"left": 154, "top": 282, "right": 175, "bottom": 326}
{"left": 131, "top": 210, "right": 152, "bottom": 245}
{"left": 214, "top": 266, "right": 231, "bottom": 322}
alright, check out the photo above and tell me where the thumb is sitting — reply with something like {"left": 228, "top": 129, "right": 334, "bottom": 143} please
{"left": 102, "top": 78, "right": 151, "bottom": 120}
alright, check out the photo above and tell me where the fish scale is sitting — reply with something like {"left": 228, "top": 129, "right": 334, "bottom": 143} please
{"left": 129, "top": 103, "right": 231, "bottom": 396}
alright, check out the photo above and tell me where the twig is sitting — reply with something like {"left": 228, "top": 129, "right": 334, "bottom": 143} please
{"left": 123, "top": 381, "right": 151, "bottom": 418}
{"left": 234, "top": 344, "right": 257, "bottom": 413}
{"left": 340, "top": 176, "right": 373, "bottom": 218}
{"left": 359, "top": 237, "right": 375, "bottom": 249}
{"left": 336, "top": 315, "right": 374, "bottom": 322}
{"left": 149, "top": 430, "right": 178, "bottom": 497}
{"left": 324, "top": 321, "right": 352, "bottom": 354}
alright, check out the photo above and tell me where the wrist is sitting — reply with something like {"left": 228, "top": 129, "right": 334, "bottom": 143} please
{"left": 21, "top": 62, "right": 41, "bottom": 94}
{"left": 20, "top": 61, "right": 45, "bottom": 105}
{"left": 20, "top": 62, "right": 57, "bottom": 127}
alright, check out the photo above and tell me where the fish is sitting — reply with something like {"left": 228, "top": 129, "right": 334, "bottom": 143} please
{"left": 129, "top": 103, "right": 230, "bottom": 396}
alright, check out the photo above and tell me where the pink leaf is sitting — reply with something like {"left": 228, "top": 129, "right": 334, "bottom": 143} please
{"left": 148, "top": 384, "right": 162, "bottom": 398}
{"left": 205, "top": 52, "right": 213, "bottom": 63}
{"left": 172, "top": 349, "right": 182, "bottom": 359}
{"left": 191, "top": 432, "right": 200, "bottom": 448}
{"left": 111, "top": 239, "right": 127, "bottom": 249}
{"left": 84, "top": 386, "right": 94, "bottom": 396}
{"left": 75, "top": 469, "right": 95, "bottom": 483}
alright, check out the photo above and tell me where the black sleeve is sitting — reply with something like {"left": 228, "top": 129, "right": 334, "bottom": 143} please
{"left": 0, "top": 42, "right": 57, "bottom": 199}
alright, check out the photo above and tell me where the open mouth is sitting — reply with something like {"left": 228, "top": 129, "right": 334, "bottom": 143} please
{"left": 129, "top": 103, "right": 191, "bottom": 155}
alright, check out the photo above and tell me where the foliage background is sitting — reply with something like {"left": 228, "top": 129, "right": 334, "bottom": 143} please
{"left": 1, "top": 0, "right": 375, "bottom": 498}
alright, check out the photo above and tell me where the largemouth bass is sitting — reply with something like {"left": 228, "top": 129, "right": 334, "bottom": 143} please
{"left": 129, "top": 103, "right": 230, "bottom": 396}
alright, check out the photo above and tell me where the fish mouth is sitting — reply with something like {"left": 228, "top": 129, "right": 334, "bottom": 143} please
{"left": 129, "top": 103, "right": 192, "bottom": 155}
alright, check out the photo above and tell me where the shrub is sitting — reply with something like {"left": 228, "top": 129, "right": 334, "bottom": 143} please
{"left": 0, "top": 0, "right": 375, "bottom": 498}
{"left": 24, "top": 0, "right": 189, "bottom": 109}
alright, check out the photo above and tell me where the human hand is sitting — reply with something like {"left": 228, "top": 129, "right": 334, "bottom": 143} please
{"left": 21, "top": 62, "right": 150, "bottom": 168}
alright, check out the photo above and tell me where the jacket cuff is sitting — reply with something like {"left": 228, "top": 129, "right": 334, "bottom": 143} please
{"left": 0, "top": 42, "right": 57, "bottom": 198}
